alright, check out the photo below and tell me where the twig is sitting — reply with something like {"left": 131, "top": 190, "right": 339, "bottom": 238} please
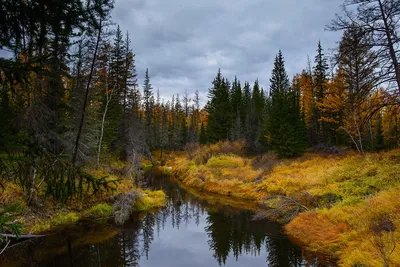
{"left": 0, "top": 239, "right": 11, "bottom": 255}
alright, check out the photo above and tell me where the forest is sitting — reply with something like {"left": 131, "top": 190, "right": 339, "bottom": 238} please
{"left": 1, "top": 0, "right": 400, "bottom": 266}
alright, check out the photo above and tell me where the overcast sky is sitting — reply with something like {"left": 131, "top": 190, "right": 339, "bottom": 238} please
{"left": 111, "top": 0, "right": 344, "bottom": 105}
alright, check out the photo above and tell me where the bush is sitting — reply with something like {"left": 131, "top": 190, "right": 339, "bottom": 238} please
{"left": 192, "top": 140, "right": 246, "bottom": 165}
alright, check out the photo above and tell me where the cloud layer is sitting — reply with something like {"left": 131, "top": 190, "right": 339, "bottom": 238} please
{"left": 112, "top": 0, "right": 344, "bottom": 104}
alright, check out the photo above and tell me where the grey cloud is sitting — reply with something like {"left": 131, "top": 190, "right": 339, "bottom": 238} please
{"left": 112, "top": 0, "right": 344, "bottom": 103}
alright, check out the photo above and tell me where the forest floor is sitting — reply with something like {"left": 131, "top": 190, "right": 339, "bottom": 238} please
{"left": 0, "top": 160, "right": 166, "bottom": 235}
{"left": 157, "top": 142, "right": 400, "bottom": 266}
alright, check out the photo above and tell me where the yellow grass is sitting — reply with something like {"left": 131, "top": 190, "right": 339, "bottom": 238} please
{"left": 168, "top": 145, "right": 400, "bottom": 266}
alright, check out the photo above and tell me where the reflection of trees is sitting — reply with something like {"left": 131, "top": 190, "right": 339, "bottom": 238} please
{"left": 205, "top": 210, "right": 304, "bottom": 266}
{"left": 4, "top": 173, "right": 309, "bottom": 267}
{"left": 265, "top": 236, "right": 304, "bottom": 267}
{"left": 206, "top": 212, "right": 233, "bottom": 265}
{"left": 141, "top": 213, "right": 155, "bottom": 259}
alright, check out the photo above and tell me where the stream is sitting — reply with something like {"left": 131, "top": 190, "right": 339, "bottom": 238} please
{"left": 0, "top": 173, "right": 325, "bottom": 267}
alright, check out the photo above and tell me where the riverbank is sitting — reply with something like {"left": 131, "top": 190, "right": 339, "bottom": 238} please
{"left": 161, "top": 142, "right": 400, "bottom": 266}
{"left": 0, "top": 160, "right": 166, "bottom": 235}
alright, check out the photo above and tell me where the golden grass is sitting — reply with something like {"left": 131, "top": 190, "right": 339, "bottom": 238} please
{"left": 168, "top": 145, "right": 400, "bottom": 266}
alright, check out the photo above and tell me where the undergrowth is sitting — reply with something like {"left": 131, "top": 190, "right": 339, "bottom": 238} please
{"left": 0, "top": 158, "right": 166, "bottom": 234}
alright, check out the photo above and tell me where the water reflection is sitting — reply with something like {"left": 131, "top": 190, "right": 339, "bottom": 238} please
{"left": 0, "top": 174, "right": 319, "bottom": 267}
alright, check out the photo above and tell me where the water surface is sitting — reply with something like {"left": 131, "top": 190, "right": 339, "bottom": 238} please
{"left": 0, "top": 173, "right": 322, "bottom": 267}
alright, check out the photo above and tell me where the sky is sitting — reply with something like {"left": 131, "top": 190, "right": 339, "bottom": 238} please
{"left": 111, "top": 0, "right": 345, "bottom": 105}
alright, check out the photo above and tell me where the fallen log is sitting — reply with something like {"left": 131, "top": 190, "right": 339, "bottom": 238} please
{"left": 1, "top": 233, "right": 45, "bottom": 239}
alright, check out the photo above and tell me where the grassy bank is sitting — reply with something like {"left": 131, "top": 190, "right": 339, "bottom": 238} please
{"left": 163, "top": 142, "right": 400, "bottom": 266}
{"left": 0, "top": 160, "right": 166, "bottom": 235}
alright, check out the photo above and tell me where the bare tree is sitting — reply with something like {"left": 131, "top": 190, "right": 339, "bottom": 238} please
{"left": 328, "top": 0, "right": 400, "bottom": 94}
{"left": 97, "top": 43, "right": 116, "bottom": 169}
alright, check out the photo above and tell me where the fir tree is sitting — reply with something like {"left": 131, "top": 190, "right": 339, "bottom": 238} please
{"left": 143, "top": 68, "right": 154, "bottom": 147}
{"left": 313, "top": 41, "right": 329, "bottom": 144}
{"left": 374, "top": 111, "right": 385, "bottom": 151}
{"left": 206, "top": 69, "right": 232, "bottom": 143}
{"left": 241, "top": 81, "right": 252, "bottom": 145}
{"left": 199, "top": 122, "right": 208, "bottom": 145}
{"left": 263, "top": 51, "right": 306, "bottom": 157}
{"left": 230, "top": 76, "right": 242, "bottom": 141}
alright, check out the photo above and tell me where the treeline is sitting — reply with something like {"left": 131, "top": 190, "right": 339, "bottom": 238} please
{"left": 204, "top": 0, "right": 400, "bottom": 156}
{"left": 0, "top": 0, "right": 166, "bottom": 208}
{"left": 1, "top": 0, "right": 400, "bottom": 172}
{"left": 0, "top": 0, "right": 204, "bottom": 168}
{"left": 204, "top": 52, "right": 306, "bottom": 157}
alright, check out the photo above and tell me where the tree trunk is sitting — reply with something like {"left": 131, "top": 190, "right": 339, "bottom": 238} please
{"left": 72, "top": 20, "right": 102, "bottom": 166}
{"left": 378, "top": 0, "right": 400, "bottom": 94}
{"left": 97, "top": 86, "right": 113, "bottom": 169}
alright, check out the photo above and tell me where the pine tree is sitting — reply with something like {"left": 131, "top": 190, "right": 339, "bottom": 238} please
{"left": 230, "top": 76, "right": 242, "bottom": 141}
{"left": 199, "top": 122, "right": 208, "bottom": 144}
{"left": 143, "top": 68, "right": 154, "bottom": 147}
{"left": 206, "top": 69, "right": 232, "bottom": 143}
{"left": 313, "top": 41, "right": 329, "bottom": 144}
{"left": 263, "top": 51, "right": 306, "bottom": 157}
{"left": 241, "top": 81, "right": 252, "bottom": 145}
{"left": 246, "top": 79, "right": 264, "bottom": 151}
{"left": 375, "top": 111, "right": 385, "bottom": 151}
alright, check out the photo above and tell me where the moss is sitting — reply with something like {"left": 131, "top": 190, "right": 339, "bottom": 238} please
{"left": 30, "top": 211, "right": 80, "bottom": 233}
{"left": 141, "top": 160, "right": 154, "bottom": 172}
{"left": 84, "top": 203, "right": 112, "bottom": 218}
{"left": 134, "top": 190, "right": 166, "bottom": 211}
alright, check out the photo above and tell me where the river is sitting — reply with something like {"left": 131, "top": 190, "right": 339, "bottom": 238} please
{"left": 0, "top": 172, "right": 325, "bottom": 267}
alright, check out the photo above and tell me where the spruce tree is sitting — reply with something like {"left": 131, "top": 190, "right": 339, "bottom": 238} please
{"left": 143, "top": 68, "right": 154, "bottom": 147}
{"left": 199, "top": 122, "right": 208, "bottom": 144}
{"left": 263, "top": 51, "right": 306, "bottom": 157}
{"left": 374, "top": 111, "right": 385, "bottom": 151}
{"left": 241, "top": 81, "right": 252, "bottom": 145}
{"left": 206, "top": 69, "right": 232, "bottom": 143}
{"left": 313, "top": 41, "right": 329, "bottom": 144}
{"left": 230, "top": 76, "right": 242, "bottom": 140}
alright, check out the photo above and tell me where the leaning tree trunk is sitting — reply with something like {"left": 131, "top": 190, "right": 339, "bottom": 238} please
{"left": 72, "top": 20, "right": 102, "bottom": 166}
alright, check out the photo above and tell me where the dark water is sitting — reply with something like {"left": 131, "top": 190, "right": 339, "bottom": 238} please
{"left": 0, "top": 173, "right": 322, "bottom": 267}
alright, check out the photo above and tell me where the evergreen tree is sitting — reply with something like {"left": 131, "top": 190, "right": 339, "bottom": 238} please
{"left": 143, "top": 68, "right": 154, "bottom": 147}
{"left": 206, "top": 69, "right": 232, "bottom": 143}
{"left": 250, "top": 79, "right": 265, "bottom": 150}
{"left": 230, "top": 77, "right": 242, "bottom": 141}
{"left": 263, "top": 51, "right": 306, "bottom": 157}
{"left": 374, "top": 111, "right": 385, "bottom": 151}
{"left": 241, "top": 81, "right": 252, "bottom": 145}
{"left": 313, "top": 41, "right": 329, "bottom": 144}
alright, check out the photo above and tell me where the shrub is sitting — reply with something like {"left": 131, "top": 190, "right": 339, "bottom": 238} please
{"left": 192, "top": 140, "right": 246, "bottom": 165}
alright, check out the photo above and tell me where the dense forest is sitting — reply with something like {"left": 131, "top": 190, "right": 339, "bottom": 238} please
{"left": 0, "top": 0, "right": 400, "bottom": 261}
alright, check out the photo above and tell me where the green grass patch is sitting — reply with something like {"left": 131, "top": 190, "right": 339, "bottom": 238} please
{"left": 84, "top": 203, "right": 112, "bottom": 218}
{"left": 134, "top": 190, "right": 166, "bottom": 211}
